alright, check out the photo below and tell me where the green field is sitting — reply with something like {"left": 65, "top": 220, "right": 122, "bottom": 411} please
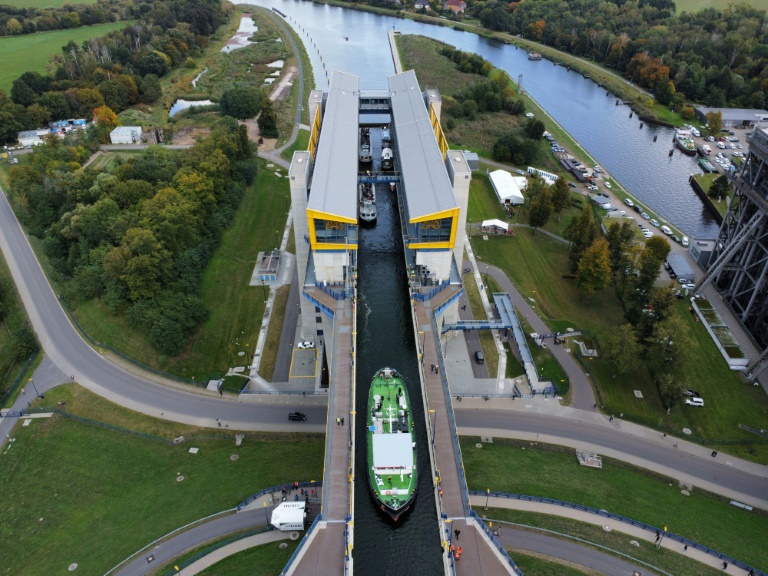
{"left": 0, "top": 22, "right": 128, "bottom": 94}
{"left": 0, "top": 385, "right": 323, "bottom": 574}
{"left": 197, "top": 539, "right": 299, "bottom": 576}
{"left": 508, "top": 551, "right": 592, "bottom": 576}
{"left": 675, "top": 0, "right": 768, "bottom": 12}
{"left": 472, "top": 229, "right": 768, "bottom": 460}
{"left": 462, "top": 438, "right": 768, "bottom": 570}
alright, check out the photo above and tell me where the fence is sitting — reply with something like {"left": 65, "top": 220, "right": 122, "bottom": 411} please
{"left": 314, "top": 281, "right": 349, "bottom": 300}
{"left": 237, "top": 481, "right": 323, "bottom": 511}
{"left": 470, "top": 490, "right": 767, "bottom": 576}
{"left": 280, "top": 514, "right": 324, "bottom": 576}
{"left": 0, "top": 352, "right": 37, "bottom": 407}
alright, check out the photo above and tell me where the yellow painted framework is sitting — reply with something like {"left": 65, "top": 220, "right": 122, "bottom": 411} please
{"left": 308, "top": 105, "right": 322, "bottom": 162}
{"left": 408, "top": 207, "right": 460, "bottom": 250}
{"left": 306, "top": 208, "right": 359, "bottom": 252}
{"left": 429, "top": 104, "right": 448, "bottom": 160}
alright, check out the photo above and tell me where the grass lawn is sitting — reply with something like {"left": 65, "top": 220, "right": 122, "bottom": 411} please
{"left": 84, "top": 150, "right": 141, "bottom": 173}
{"left": 508, "top": 551, "right": 597, "bottom": 576}
{"left": 467, "top": 171, "right": 508, "bottom": 223}
{"left": 692, "top": 173, "right": 729, "bottom": 217}
{"left": 472, "top": 230, "right": 768, "bottom": 460}
{"left": 462, "top": 438, "right": 768, "bottom": 570}
{"left": 675, "top": 0, "right": 768, "bottom": 13}
{"left": 0, "top": 22, "right": 129, "bottom": 93}
{"left": 500, "top": 514, "right": 724, "bottom": 576}
{"left": 72, "top": 160, "right": 292, "bottom": 380}
{"left": 280, "top": 128, "right": 310, "bottom": 163}
{"left": 259, "top": 284, "right": 290, "bottom": 381}
{"left": 196, "top": 539, "right": 298, "bottom": 576}
{"left": 0, "top": 386, "right": 323, "bottom": 575}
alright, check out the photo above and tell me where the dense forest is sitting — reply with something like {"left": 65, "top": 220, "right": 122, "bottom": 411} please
{"left": 0, "top": 0, "right": 229, "bottom": 143}
{"left": 7, "top": 118, "right": 257, "bottom": 355}
{"left": 472, "top": 0, "right": 768, "bottom": 109}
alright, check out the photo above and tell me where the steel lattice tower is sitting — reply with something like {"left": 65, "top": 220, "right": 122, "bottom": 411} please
{"left": 700, "top": 127, "right": 768, "bottom": 359}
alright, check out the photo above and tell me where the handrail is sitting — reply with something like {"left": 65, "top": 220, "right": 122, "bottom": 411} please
{"left": 280, "top": 514, "right": 324, "bottom": 576}
{"left": 470, "top": 490, "right": 767, "bottom": 576}
{"left": 469, "top": 510, "right": 524, "bottom": 576}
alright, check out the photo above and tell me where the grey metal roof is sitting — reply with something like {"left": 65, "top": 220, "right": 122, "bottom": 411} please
{"left": 388, "top": 71, "right": 457, "bottom": 220}
{"left": 308, "top": 71, "right": 359, "bottom": 221}
{"left": 695, "top": 106, "right": 768, "bottom": 122}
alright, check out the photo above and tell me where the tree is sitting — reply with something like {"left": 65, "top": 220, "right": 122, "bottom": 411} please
{"left": 528, "top": 188, "right": 552, "bottom": 231}
{"left": 708, "top": 175, "right": 731, "bottom": 200}
{"left": 564, "top": 205, "right": 599, "bottom": 273}
{"left": 657, "top": 373, "right": 686, "bottom": 408}
{"left": 577, "top": 238, "right": 611, "bottom": 298}
{"left": 550, "top": 178, "right": 570, "bottom": 221}
{"left": 524, "top": 118, "right": 546, "bottom": 139}
{"left": 93, "top": 105, "right": 120, "bottom": 143}
{"left": 257, "top": 97, "right": 279, "bottom": 138}
{"left": 706, "top": 110, "right": 722, "bottom": 135}
{"left": 603, "top": 323, "right": 641, "bottom": 376}
{"left": 6, "top": 17, "right": 22, "bottom": 35}
{"left": 220, "top": 86, "right": 262, "bottom": 120}
{"left": 644, "top": 316, "right": 691, "bottom": 376}
{"left": 139, "top": 74, "right": 163, "bottom": 104}
{"left": 606, "top": 220, "right": 635, "bottom": 275}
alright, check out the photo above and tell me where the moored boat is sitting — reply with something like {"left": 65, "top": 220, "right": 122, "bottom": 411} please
{"left": 381, "top": 147, "right": 393, "bottom": 171}
{"left": 367, "top": 367, "right": 417, "bottom": 522}
{"left": 674, "top": 129, "right": 696, "bottom": 156}
{"left": 359, "top": 182, "right": 376, "bottom": 222}
{"left": 359, "top": 127, "right": 372, "bottom": 163}
{"left": 528, "top": 51, "right": 542, "bottom": 60}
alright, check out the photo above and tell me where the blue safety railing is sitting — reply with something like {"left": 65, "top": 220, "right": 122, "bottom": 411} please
{"left": 314, "top": 281, "right": 349, "bottom": 300}
{"left": 412, "top": 280, "right": 451, "bottom": 301}
{"left": 302, "top": 290, "right": 335, "bottom": 317}
{"left": 237, "top": 481, "right": 322, "bottom": 511}
{"left": 470, "top": 490, "right": 767, "bottom": 576}
{"left": 469, "top": 510, "right": 525, "bottom": 575}
{"left": 432, "top": 313, "right": 471, "bottom": 514}
{"left": 280, "top": 513, "right": 324, "bottom": 576}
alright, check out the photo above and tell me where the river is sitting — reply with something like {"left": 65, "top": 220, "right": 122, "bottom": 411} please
{"left": 246, "top": 0, "right": 719, "bottom": 239}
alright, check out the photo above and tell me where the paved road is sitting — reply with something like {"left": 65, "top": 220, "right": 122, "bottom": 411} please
{"left": 457, "top": 407, "right": 768, "bottom": 510}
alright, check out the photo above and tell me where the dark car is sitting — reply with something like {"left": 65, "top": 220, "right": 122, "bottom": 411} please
{"left": 288, "top": 412, "right": 307, "bottom": 422}
{"left": 684, "top": 389, "right": 701, "bottom": 398}
{"left": 633, "top": 205, "right": 643, "bottom": 213}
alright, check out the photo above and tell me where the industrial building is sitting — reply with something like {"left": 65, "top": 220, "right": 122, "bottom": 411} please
{"left": 109, "top": 126, "right": 143, "bottom": 144}
{"left": 694, "top": 106, "right": 768, "bottom": 128}
{"left": 701, "top": 126, "right": 768, "bottom": 373}
{"left": 289, "top": 70, "right": 470, "bottom": 339}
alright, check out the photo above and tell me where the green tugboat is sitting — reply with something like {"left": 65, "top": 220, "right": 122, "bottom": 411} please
{"left": 366, "top": 367, "right": 417, "bottom": 522}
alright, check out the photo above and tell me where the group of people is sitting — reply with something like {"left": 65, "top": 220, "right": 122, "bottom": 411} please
{"left": 449, "top": 545, "right": 463, "bottom": 561}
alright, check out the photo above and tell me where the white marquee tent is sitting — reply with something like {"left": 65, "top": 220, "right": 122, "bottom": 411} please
{"left": 489, "top": 169, "right": 526, "bottom": 205}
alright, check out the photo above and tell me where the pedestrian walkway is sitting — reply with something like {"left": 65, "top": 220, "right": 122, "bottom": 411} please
{"left": 415, "top": 298, "right": 515, "bottom": 575}
{"left": 179, "top": 530, "right": 289, "bottom": 575}
{"left": 290, "top": 296, "right": 355, "bottom": 575}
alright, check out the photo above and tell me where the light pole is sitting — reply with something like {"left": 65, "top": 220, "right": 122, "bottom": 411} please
{"left": 261, "top": 279, "right": 267, "bottom": 303}
{"left": 429, "top": 409, "right": 436, "bottom": 445}
{"left": 485, "top": 487, "right": 490, "bottom": 510}
{"left": 28, "top": 378, "right": 42, "bottom": 399}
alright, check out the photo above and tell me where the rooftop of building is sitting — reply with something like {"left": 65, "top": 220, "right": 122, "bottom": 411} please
{"left": 695, "top": 106, "right": 768, "bottom": 122}
{"left": 388, "top": 70, "right": 457, "bottom": 220}
{"left": 307, "top": 71, "right": 359, "bottom": 222}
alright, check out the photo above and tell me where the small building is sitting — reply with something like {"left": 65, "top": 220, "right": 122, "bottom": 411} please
{"left": 667, "top": 253, "right": 695, "bottom": 283}
{"left": 590, "top": 194, "right": 611, "bottom": 207}
{"left": 18, "top": 129, "right": 50, "bottom": 147}
{"left": 526, "top": 166, "right": 558, "bottom": 185}
{"left": 462, "top": 151, "right": 479, "bottom": 171}
{"left": 414, "top": 0, "right": 429, "bottom": 8}
{"left": 489, "top": 169, "right": 525, "bottom": 205}
{"left": 694, "top": 106, "right": 768, "bottom": 128}
{"left": 110, "top": 126, "right": 143, "bottom": 144}
{"left": 444, "top": 0, "right": 466, "bottom": 12}
{"left": 256, "top": 249, "right": 281, "bottom": 282}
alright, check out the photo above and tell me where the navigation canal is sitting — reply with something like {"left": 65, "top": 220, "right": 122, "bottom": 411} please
{"left": 251, "top": 0, "right": 719, "bottom": 239}
{"left": 353, "top": 129, "right": 443, "bottom": 574}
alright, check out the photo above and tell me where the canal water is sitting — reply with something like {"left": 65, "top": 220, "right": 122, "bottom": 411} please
{"left": 248, "top": 0, "right": 719, "bottom": 239}
{"left": 353, "top": 128, "right": 443, "bottom": 574}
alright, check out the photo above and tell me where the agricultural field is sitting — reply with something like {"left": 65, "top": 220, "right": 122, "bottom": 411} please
{"left": 675, "top": 0, "right": 768, "bottom": 12}
{"left": 0, "top": 22, "right": 129, "bottom": 93}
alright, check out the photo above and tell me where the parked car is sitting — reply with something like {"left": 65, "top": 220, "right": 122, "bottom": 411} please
{"left": 680, "top": 282, "right": 696, "bottom": 290}
{"left": 298, "top": 341, "right": 315, "bottom": 349}
{"left": 705, "top": 136, "right": 715, "bottom": 142}
{"left": 682, "top": 236, "right": 689, "bottom": 247}
{"left": 684, "top": 397, "right": 704, "bottom": 407}
{"left": 671, "top": 235, "right": 681, "bottom": 244}
{"left": 641, "top": 212, "right": 651, "bottom": 220}
{"left": 288, "top": 412, "right": 307, "bottom": 421}
{"left": 515, "top": 169, "right": 526, "bottom": 175}
{"left": 650, "top": 219, "right": 660, "bottom": 227}
{"left": 624, "top": 198, "right": 635, "bottom": 207}
{"left": 660, "top": 225, "right": 672, "bottom": 235}
{"left": 633, "top": 205, "right": 643, "bottom": 213}
{"left": 684, "top": 389, "right": 701, "bottom": 397}
{"left": 717, "top": 142, "right": 726, "bottom": 149}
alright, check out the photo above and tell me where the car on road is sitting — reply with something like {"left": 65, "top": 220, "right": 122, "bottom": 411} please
{"left": 288, "top": 412, "right": 307, "bottom": 421}
{"left": 298, "top": 341, "right": 315, "bottom": 349}
{"left": 515, "top": 169, "right": 525, "bottom": 175}
{"left": 624, "top": 198, "right": 635, "bottom": 207}
{"left": 684, "top": 397, "right": 704, "bottom": 407}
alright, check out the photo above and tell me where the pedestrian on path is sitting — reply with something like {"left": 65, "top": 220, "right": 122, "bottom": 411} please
{"left": 336, "top": 417, "right": 340, "bottom": 426}
{"left": 454, "top": 528, "right": 460, "bottom": 541}
{"left": 341, "top": 417, "right": 344, "bottom": 426}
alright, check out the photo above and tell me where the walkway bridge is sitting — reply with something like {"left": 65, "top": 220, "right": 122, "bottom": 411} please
{"left": 357, "top": 172, "right": 400, "bottom": 184}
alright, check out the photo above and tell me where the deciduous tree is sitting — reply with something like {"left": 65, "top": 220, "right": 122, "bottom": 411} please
{"left": 577, "top": 238, "right": 611, "bottom": 298}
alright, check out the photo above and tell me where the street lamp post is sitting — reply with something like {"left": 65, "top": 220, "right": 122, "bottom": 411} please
{"left": 261, "top": 279, "right": 267, "bottom": 303}
{"left": 485, "top": 487, "right": 490, "bottom": 510}
{"left": 28, "top": 378, "right": 42, "bottom": 399}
